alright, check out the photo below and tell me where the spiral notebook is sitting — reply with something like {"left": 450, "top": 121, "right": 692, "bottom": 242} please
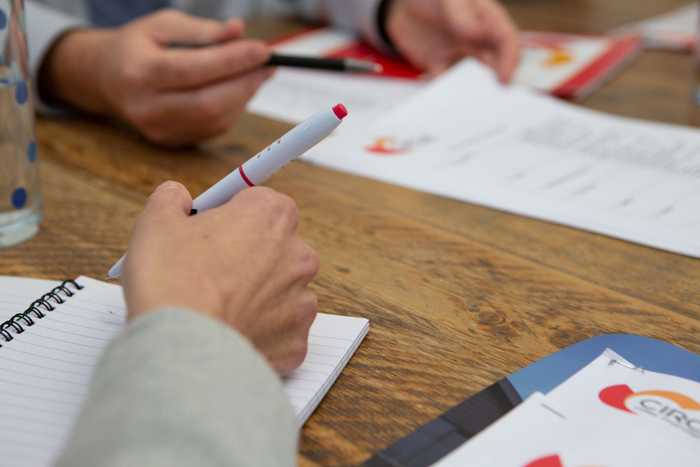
{"left": 0, "top": 276, "right": 369, "bottom": 466}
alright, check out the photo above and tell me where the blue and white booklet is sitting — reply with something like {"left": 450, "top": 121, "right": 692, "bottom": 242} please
{"left": 365, "top": 334, "right": 700, "bottom": 467}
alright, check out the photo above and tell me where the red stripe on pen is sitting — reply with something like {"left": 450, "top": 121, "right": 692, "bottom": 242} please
{"left": 239, "top": 166, "right": 255, "bottom": 187}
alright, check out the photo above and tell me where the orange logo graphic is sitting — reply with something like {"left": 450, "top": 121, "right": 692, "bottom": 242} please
{"left": 365, "top": 135, "right": 435, "bottom": 156}
{"left": 544, "top": 48, "right": 573, "bottom": 67}
{"left": 599, "top": 384, "right": 700, "bottom": 414}
{"left": 365, "top": 137, "right": 407, "bottom": 156}
{"left": 599, "top": 384, "right": 700, "bottom": 438}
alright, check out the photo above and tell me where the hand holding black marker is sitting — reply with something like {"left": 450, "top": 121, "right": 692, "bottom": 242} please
{"left": 107, "top": 104, "right": 349, "bottom": 278}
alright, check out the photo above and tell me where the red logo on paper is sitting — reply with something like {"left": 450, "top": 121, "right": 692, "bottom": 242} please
{"left": 599, "top": 384, "right": 700, "bottom": 414}
{"left": 599, "top": 384, "right": 700, "bottom": 438}
{"left": 365, "top": 135, "right": 435, "bottom": 156}
{"left": 598, "top": 384, "right": 636, "bottom": 413}
{"left": 525, "top": 454, "right": 564, "bottom": 467}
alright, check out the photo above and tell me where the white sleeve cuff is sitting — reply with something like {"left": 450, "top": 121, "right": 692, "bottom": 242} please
{"left": 25, "top": 2, "right": 84, "bottom": 114}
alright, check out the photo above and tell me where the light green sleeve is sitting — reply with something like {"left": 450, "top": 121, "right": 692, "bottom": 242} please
{"left": 56, "top": 309, "right": 298, "bottom": 467}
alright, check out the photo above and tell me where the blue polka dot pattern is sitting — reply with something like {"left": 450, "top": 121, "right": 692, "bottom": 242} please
{"left": 11, "top": 188, "right": 27, "bottom": 209}
{"left": 27, "top": 142, "right": 37, "bottom": 162}
{"left": 0, "top": 9, "right": 7, "bottom": 30}
{"left": 15, "top": 81, "right": 28, "bottom": 105}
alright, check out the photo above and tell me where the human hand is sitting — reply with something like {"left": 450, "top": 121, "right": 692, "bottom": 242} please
{"left": 385, "top": 0, "right": 520, "bottom": 82}
{"left": 122, "top": 182, "right": 320, "bottom": 375}
{"left": 41, "top": 10, "right": 273, "bottom": 146}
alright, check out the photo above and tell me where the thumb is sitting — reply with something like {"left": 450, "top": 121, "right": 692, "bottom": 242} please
{"left": 145, "top": 9, "right": 245, "bottom": 46}
{"left": 144, "top": 181, "right": 193, "bottom": 219}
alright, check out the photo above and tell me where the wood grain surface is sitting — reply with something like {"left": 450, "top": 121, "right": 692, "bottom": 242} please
{"left": 2, "top": 1, "right": 700, "bottom": 466}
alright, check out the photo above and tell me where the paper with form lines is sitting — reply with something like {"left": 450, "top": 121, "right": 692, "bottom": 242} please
{"left": 304, "top": 59, "right": 700, "bottom": 258}
{"left": 0, "top": 276, "right": 368, "bottom": 466}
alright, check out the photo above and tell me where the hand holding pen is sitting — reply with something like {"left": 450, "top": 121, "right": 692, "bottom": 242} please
{"left": 109, "top": 104, "right": 348, "bottom": 278}
{"left": 41, "top": 12, "right": 274, "bottom": 147}
{"left": 41, "top": 10, "right": 377, "bottom": 148}
{"left": 123, "top": 183, "right": 321, "bottom": 375}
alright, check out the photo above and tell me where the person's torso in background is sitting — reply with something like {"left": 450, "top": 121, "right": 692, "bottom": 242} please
{"left": 28, "top": 0, "right": 315, "bottom": 24}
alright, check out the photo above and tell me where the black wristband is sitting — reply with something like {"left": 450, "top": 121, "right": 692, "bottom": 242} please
{"left": 377, "top": 0, "right": 397, "bottom": 50}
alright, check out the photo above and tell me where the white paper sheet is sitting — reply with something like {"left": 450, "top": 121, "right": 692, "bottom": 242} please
{"left": 615, "top": 3, "right": 698, "bottom": 50}
{"left": 248, "top": 28, "right": 425, "bottom": 127}
{"left": 248, "top": 68, "right": 420, "bottom": 129}
{"left": 547, "top": 349, "right": 700, "bottom": 442}
{"left": 304, "top": 60, "right": 700, "bottom": 258}
{"left": 432, "top": 392, "right": 570, "bottom": 466}
{"left": 248, "top": 28, "right": 422, "bottom": 126}
{"left": 284, "top": 313, "right": 369, "bottom": 425}
{"left": 514, "top": 36, "right": 609, "bottom": 91}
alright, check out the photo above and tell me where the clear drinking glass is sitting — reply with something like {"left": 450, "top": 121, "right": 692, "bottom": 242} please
{"left": 0, "top": 0, "right": 41, "bottom": 247}
{"left": 696, "top": 2, "right": 700, "bottom": 105}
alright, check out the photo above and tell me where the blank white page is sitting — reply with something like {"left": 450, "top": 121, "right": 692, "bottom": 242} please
{"left": 0, "top": 276, "right": 368, "bottom": 465}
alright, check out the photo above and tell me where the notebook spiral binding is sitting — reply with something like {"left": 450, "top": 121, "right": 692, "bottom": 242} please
{"left": 0, "top": 280, "right": 84, "bottom": 345}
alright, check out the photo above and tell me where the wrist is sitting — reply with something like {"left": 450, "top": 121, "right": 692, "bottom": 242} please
{"left": 125, "top": 285, "right": 226, "bottom": 325}
{"left": 39, "top": 28, "right": 114, "bottom": 115}
{"left": 127, "top": 297, "right": 223, "bottom": 322}
{"left": 377, "top": 0, "right": 398, "bottom": 50}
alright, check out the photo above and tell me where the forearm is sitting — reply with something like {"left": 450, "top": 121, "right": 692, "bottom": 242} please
{"left": 57, "top": 309, "right": 298, "bottom": 467}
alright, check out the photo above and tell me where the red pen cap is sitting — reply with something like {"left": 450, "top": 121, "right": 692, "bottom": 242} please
{"left": 333, "top": 103, "right": 348, "bottom": 120}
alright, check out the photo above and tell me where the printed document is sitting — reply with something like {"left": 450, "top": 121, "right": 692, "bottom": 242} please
{"left": 304, "top": 60, "right": 700, "bottom": 257}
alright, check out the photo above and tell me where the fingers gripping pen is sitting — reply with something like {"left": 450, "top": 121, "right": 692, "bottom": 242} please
{"left": 107, "top": 104, "right": 348, "bottom": 278}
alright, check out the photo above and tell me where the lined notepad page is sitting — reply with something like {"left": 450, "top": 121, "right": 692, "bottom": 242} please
{"left": 0, "top": 276, "right": 126, "bottom": 467}
{"left": 0, "top": 276, "right": 368, "bottom": 466}
{"left": 284, "top": 313, "right": 369, "bottom": 424}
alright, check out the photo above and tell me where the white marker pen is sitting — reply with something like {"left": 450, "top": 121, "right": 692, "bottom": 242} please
{"left": 108, "top": 104, "right": 348, "bottom": 279}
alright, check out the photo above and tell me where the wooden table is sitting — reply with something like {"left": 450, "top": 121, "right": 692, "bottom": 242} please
{"left": 3, "top": 1, "right": 700, "bottom": 465}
